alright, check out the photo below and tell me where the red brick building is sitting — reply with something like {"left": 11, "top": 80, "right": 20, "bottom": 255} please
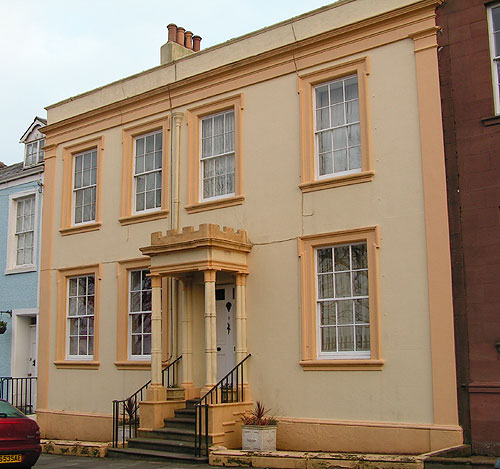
{"left": 438, "top": 0, "right": 500, "bottom": 455}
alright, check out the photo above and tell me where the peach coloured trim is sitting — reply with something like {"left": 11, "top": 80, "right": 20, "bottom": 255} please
{"left": 36, "top": 408, "right": 112, "bottom": 419}
{"left": 149, "top": 260, "right": 249, "bottom": 276}
{"left": 120, "top": 117, "right": 170, "bottom": 225}
{"left": 186, "top": 95, "right": 244, "bottom": 212}
{"left": 411, "top": 29, "right": 458, "bottom": 425}
{"left": 298, "top": 226, "right": 381, "bottom": 367}
{"left": 37, "top": 145, "right": 57, "bottom": 409}
{"left": 60, "top": 137, "right": 104, "bottom": 234}
{"left": 235, "top": 273, "right": 248, "bottom": 287}
{"left": 116, "top": 258, "right": 151, "bottom": 366}
{"left": 204, "top": 270, "right": 217, "bottom": 282}
{"left": 184, "top": 195, "right": 244, "bottom": 213}
{"left": 298, "top": 57, "right": 372, "bottom": 190}
{"left": 55, "top": 264, "right": 102, "bottom": 367}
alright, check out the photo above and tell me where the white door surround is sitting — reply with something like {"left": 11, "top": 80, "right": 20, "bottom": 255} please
{"left": 10, "top": 309, "right": 38, "bottom": 378}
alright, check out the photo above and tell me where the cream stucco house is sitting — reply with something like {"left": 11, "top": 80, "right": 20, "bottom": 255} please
{"left": 37, "top": 0, "right": 462, "bottom": 457}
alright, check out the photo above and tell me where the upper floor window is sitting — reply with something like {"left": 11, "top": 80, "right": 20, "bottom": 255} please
{"left": 314, "top": 75, "right": 360, "bottom": 178}
{"left": 134, "top": 131, "right": 162, "bottom": 213}
{"left": 15, "top": 195, "right": 35, "bottom": 266}
{"left": 200, "top": 110, "right": 235, "bottom": 200}
{"left": 24, "top": 139, "right": 45, "bottom": 167}
{"left": 73, "top": 148, "right": 97, "bottom": 224}
{"left": 488, "top": 3, "right": 500, "bottom": 114}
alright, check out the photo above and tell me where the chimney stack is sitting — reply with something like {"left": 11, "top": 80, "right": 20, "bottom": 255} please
{"left": 161, "top": 24, "right": 202, "bottom": 64}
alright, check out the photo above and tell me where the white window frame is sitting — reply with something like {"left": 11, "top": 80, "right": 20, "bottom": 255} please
{"left": 313, "top": 74, "right": 361, "bottom": 180}
{"left": 315, "top": 242, "right": 370, "bottom": 360}
{"left": 133, "top": 130, "right": 163, "bottom": 214}
{"left": 128, "top": 269, "right": 152, "bottom": 360}
{"left": 72, "top": 148, "right": 97, "bottom": 225}
{"left": 5, "top": 189, "right": 38, "bottom": 275}
{"left": 488, "top": 2, "right": 500, "bottom": 114}
{"left": 66, "top": 275, "right": 95, "bottom": 360}
{"left": 199, "top": 110, "right": 236, "bottom": 202}
{"left": 24, "top": 139, "right": 45, "bottom": 168}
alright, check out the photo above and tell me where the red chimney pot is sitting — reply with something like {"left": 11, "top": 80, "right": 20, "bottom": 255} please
{"left": 176, "top": 27, "right": 185, "bottom": 46}
{"left": 185, "top": 31, "right": 193, "bottom": 50}
{"left": 167, "top": 24, "right": 177, "bottom": 43}
{"left": 192, "top": 35, "right": 202, "bottom": 52}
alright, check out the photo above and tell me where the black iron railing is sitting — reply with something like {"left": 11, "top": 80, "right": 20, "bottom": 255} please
{"left": 0, "top": 377, "right": 37, "bottom": 414}
{"left": 194, "top": 354, "right": 251, "bottom": 458}
{"left": 112, "top": 355, "right": 182, "bottom": 448}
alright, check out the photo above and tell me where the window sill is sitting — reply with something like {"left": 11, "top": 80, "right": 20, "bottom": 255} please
{"left": 4, "top": 265, "right": 37, "bottom": 275}
{"left": 300, "top": 359, "right": 384, "bottom": 371}
{"left": 481, "top": 115, "right": 500, "bottom": 127}
{"left": 185, "top": 195, "right": 244, "bottom": 213}
{"left": 53, "top": 360, "right": 100, "bottom": 369}
{"left": 59, "top": 222, "right": 102, "bottom": 236}
{"left": 299, "top": 171, "right": 374, "bottom": 193}
{"left": 114, "top": 360, "right": 151, "bottom": 370}
{"left": 118, "top": 209, "right": 169, "bottom": 226}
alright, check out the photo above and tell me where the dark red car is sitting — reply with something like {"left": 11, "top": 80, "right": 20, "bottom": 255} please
{"left": 0, "top": 400, "right": 40, "bottom": 468}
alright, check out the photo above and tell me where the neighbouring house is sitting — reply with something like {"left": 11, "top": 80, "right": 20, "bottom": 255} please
{"left": 437, "top": 0, "right": 500, "bottom": 456}
{"left": 0, "top": 117, "right": 45, "bottom": 412}
{"left": 37, "top": 0, "right": 462, "bottom": 456}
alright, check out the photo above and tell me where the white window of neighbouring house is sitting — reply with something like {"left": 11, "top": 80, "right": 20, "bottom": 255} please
{"left": 24, "top": 139, "right": 45, "bottom": 167}
{"left": 314, "top": 75, "right": 361, "bottom": 178}
{"left": 15, "top": 195, "right": 35, "bottom": 266}
{"left": 67, "top": 275, "right": 95, "bottom": 358}
{"left": 129, "top": 270, "right": 152, "bottom": 358}
{"left": 200, "top": 110, "right": 235, "bottom": 200}
{"left": 134, "top": 131, "right": 162, "bottom": 213}
{"left": 73, "top": 149, "right": 97, "bottom": 224}
{"left": 488, "top": 3, "right": 500, "bottom": 114}
{"left": 316, "top": 242, "right": 370, "bottom": 358}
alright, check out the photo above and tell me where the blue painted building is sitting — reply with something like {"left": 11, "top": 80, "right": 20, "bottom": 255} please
{"left": 0, "top": 117, "right": 45, "bottom": 381}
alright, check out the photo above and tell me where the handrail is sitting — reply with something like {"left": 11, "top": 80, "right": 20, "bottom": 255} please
{"left": 194, "top": 354, "right": 251, "bottom": 458}
{"left": 112, "top": 355, "right": 182, "bottom": 448}
{"left": 0, "top": 377, "right": 37, "bottom": 414}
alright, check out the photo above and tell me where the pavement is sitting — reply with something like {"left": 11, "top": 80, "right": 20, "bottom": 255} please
{"left": 35, "top": 454, "right": 213, "bottom": 468}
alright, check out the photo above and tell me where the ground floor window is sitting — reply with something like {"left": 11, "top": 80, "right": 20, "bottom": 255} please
{"left": 129, "top": 269, "right": 152, "bottom": 358}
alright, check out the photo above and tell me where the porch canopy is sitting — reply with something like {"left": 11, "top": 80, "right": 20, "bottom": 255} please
{"left": 140, "top": 224, "right": 252, "bottom": 400}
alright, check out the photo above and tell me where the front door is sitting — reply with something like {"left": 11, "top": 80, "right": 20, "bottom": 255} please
{"left": 216, "top": 285, "right": 235, "bottom": 381}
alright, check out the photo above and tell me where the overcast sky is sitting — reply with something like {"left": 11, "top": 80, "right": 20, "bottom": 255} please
{"left": 0, "top": 0, "right": 332, "bottom": 166}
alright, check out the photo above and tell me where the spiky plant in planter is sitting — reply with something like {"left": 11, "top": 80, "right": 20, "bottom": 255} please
{"left": 0, "top": 320, "right": 7, "bottom": 335}
{"left": 241, "top": 401, "right": 278, "bottom": 451}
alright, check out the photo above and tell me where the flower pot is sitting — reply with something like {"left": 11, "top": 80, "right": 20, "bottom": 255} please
{"left": 0, "top": 324, "right": 6, "bottom": 335}
{"left": 242, "top": 425, "right": 277, "bottom": 451}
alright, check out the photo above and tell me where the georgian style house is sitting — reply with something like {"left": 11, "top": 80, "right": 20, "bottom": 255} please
{"left": 437, "top": 0, "right": 500, "bottom": 456}
{"left": 37, "top": 0, "right": 462, "bottom": 456}
{"left": 0, "top": 117, "right": 45, "bottom": 407}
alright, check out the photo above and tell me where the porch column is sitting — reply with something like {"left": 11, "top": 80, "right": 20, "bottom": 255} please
{"left": 181, "top": 278, "right": 194, "bottom": 394}
{"left": 146, "top": 274, "right": 167, "bottom": 401}
{"left": 204, "top": 270, "right": 217, "bottom": 389}
{"left": 235, "top": 273, "right": 249, "bottom": 386}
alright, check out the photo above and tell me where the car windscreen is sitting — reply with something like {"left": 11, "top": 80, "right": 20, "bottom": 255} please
{"left": 0, "top": 400, "right": 25, "bottom": 418}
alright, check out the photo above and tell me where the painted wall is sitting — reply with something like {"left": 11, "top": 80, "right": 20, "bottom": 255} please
{"left": 438, "top": 0, "right": 500, "bottom": 456}
{"left": 0, "top": 177, "right": 42, "bottom": 377}
{"left": 38, "top": 0, "right": 460, "bottom": 452}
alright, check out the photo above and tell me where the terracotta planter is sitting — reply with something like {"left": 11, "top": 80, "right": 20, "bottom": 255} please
{"left": 242, "top": 425, "right": 277, "bottom": 451}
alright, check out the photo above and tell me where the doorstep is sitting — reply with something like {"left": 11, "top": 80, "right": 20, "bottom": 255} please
{"left": 210, "top": 448, "right": 426, "bottom": 469}
{"left": 41, "top": 439, "right": 110, "bottom": 458}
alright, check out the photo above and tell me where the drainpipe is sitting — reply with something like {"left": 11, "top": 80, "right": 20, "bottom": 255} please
{"left": 168, "top": 112, "right": 184, "bottom": 361}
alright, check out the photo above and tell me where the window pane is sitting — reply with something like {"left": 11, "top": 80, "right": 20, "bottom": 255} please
{"left": 146, "top": 135, "right": 154, "bottom": 153}
{"left": 131, "top": 314, "right": 142, "bottom": 333}
{"left": 79, "top": 337, "right": 88, "bottom": 355}
{"left": 337, "top": 300, "right": 353, "bottom": 325}
{"left": 493, "top": 6, "right": 500, "bottom": 31}
{"left": 348, "top": 124, "right": 360, "bottom": 147}
{"left": 142, "top": 291, "right": 152, "bottom": 312}
{"left": 331, "top": 104, "right": 345, "bottom": 127}
{"left": 143, "top": 314, "right": 151, "bottom": 333}
{"left": 130, "top": 292, "right": 141, "bottom": 312}
{"left": 319, "top": 152, "right": 333, "bottom": 176}
{"left": 68, "top": 298, "right": 77, "bottom": 316}
{"left": 334, "top": 150, "right": 347, "bottom": 173}
{"left": 330, "top": 80, "right": 344, "bottom": 104}
{"left": 338, "top": 326, "right": 354, "bottom": 351}
{"left": 136, "top": 138, "right": 145, "bottom": 156}
{"left": 132, "top": 335, "right": 142, "bottom": 355}
{"left": 70, "top": 318, "right": 78, "bottom": 335}
{"left": 87, "top": 295, "right": 94, "bottom": 314}
{"left": 318, "top": 131, "right": 332, "bottom": 153}
{"left": 321, "top": 327, "right": 337, "bottom": 352}
{"left": 344, "top": 77, "right": 359, "bottom": 100}
{"left": 202, "top": 118, "right": 212, "bottom": 139}
{"left": 315, "top": 85, "right": 329, "bottom": 108}
{"left": 334, "top": 246, "right": 350, "bottom": 271}
{"left": 155, "top": 151, "right": 162, "bottom": 169}
{"left": 335, "top": 272, "right": 351, "bottom": 298}
{"left": 136, "top": 193, "right": 145, "bottom": 212}
{"left": 320, "top": 301, "right": 336, "bottom": 325}
{"left": 317, "top": 248, "right": 333, "bottom": 273}
{"left": 318, "top": 273, "right": 334, "bottom": 299}
{"left": 69, "top": 337, "right": 78, "bottom": 356}
{"left": 354, "top": 298, "right": 369, "bottom": 324}
{"left": 69, "top": 278, "right": 78, "bottom": 296}
{"left": 333, "top": 127, "right": 347, "bottom": 150}
{"left": 346, "top": 100, "right": 359, "bottom": 124}
{"left": 356, "top": 325, "right": 370, "bottom": 351}
{"left": 353, "top": 270, "right": 368, "bottom": 296}
{"left": 143, "top": 334, "right": 151, "bottom": 355}
{"left": 352, "top": 244, "right": 367, "bottom": 269}
{"left": 349, "top": 146, "right": 362, "bottom": 170}
{"left": 316, "top": 109, "right": 329, "bottom": 131}
{"left": 136, "top": 175, "right": 145, "bottom": 193}
{"left": 155, "top": 132, "right": 162, "bottom": 150}
{"left": 135, "top": 155, "right": 144, "bottom": 174}
{"left": 145, "top": 191, "right": 155, "bottom": 209}
{"left": 145, "top": 153, "right": 154, "bottom": 172}
{"left": 131, "top": 271, "right": 141, "bottom": 291}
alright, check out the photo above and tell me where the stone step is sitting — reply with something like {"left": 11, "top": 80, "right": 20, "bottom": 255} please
{"left": 185, "top": 399, "right": 199, "bottom": 409}
{"left": 127, "top": 436, "right": 196, "bottom": 454}
{"left": 107, "top": 446, "right": 207, "bottom": 463}
{"left": 164, "top": 416, "right": 196, "bottom": 430}
{"left": 138, "top": 426, "right": 210, "bottom": 444}
{"left": 174, "top": 407, "right": 196, "bottom": 418}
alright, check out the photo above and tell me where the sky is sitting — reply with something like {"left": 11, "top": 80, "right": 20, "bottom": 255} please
{"left": 0, "top": 0, "right": 332, "bottom": 166}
